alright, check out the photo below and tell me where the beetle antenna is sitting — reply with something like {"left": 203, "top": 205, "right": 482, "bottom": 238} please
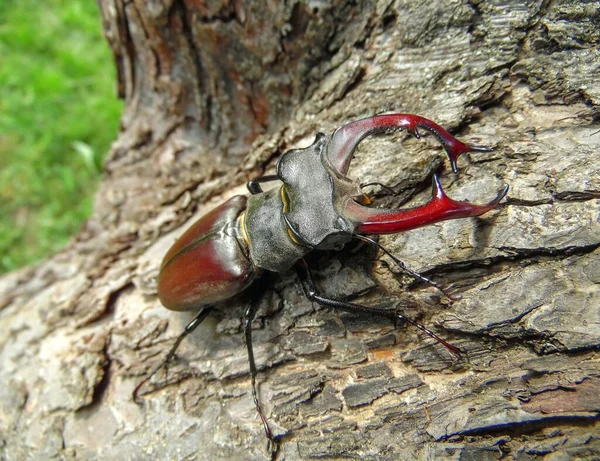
{"left": 360, "top": 181, "right": 399, "bottom": 198}
{"left": 353, "top": 234, "right": 460, "bottom": 302}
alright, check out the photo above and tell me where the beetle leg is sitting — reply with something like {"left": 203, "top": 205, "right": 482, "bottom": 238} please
{"left": 344, "top": 174, "right": 509, "bottom": 235}
{"left": 243, "top": 278, "right": 280, "bottom": 459}
{"left": 133, "top": 306, "right": 215, "bottom": 403}
{"left": 296, "top": 259, "right": 461, "bottom": 356}
{"left": 353, "top": 234, "right": 460, "bottom": 301}
{"left": 247, "top": 174, "right": 280, "bottom": 195}
{"left": 328, "top": 113, "right": 493, "bottom": 175}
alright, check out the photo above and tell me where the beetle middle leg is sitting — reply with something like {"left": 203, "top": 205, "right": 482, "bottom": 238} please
{"left": 296, "top": 259, "right": 461, "bottom": 356}
{"left": 353, "top": 234, "right": 459, "bottom": 301}
{"left": 133, "top": 305, "right": 214, "bottom": 403}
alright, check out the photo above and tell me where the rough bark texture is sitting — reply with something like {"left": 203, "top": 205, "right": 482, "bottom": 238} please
{"left": 1, "top": 1, "right": 599, "bottom": 460}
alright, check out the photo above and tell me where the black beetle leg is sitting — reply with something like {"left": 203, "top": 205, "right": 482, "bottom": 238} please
{"left": 295, "top": 259, "right": 461, "bottom": 356}
{"left": 353, "top": 234, "right": 460, "bottom": 302}
{"left": 244, "top": 276, "right": 280, "bottom": 459}
{"left": 247, "top": 175, "right": 280, "bottom": 195}
{"left": 133, "top": 306, "right": 215, "bottom": 403}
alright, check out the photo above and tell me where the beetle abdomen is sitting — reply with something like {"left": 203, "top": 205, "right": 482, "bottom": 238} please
{"left": 157, "top": 196, "right": 256, "bottom": 311}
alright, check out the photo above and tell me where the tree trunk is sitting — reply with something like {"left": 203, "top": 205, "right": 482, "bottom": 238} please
{"left": 1, "top": 1, "right": 599, "bottom": 459}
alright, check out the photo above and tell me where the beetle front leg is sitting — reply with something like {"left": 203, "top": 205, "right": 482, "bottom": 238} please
{"left": 133, "top": 305, "right": 215, "bottom": 403}
{"left": 296, "top": 259, "right": 461, "bottom": 356}
{"left": 353, "top": 234, "right": 460, "bottom": 301}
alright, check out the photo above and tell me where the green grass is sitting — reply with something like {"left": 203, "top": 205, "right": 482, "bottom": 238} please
{"left": 0, "top": 0, "right": 123, "bottom": 274}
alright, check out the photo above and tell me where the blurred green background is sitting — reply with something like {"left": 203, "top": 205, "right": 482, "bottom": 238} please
{"left": 0, "top": 0, "right": 123, "bottom": 274}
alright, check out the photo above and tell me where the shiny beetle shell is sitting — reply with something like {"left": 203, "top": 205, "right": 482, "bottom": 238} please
{"left": 157, "top": 195, "right": 256, "bottom": 311}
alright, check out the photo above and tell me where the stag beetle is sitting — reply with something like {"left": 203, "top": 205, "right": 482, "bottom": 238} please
{"left": 135, "top": 114, "right": 508, "bottom": 457}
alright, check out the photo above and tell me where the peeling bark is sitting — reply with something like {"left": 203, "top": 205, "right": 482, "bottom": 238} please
{"left": 1, "top": 1, "right": 599, "bottom": 460}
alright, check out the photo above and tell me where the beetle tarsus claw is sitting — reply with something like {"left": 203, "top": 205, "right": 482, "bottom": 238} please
{"left": 132, "top": 379, "right": 148, "bottom": 405}
{"left": 268, "top": 438, "right": 281, "bottom": 461}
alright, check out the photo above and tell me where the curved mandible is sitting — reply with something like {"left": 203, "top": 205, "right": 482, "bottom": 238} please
{"left": 342, "top": 174, "right": 509, "bottom": 235}
{"left": 328, "top": 113, "right": 492, "bottom": 175}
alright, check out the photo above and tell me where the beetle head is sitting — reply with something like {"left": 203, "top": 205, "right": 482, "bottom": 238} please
{"left": 277, "top": 114, "right": 508, "bottom": 244}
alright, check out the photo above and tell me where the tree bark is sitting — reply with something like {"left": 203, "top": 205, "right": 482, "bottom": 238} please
{"left": 1, "top": 1, "right": 599, "bottom": 460}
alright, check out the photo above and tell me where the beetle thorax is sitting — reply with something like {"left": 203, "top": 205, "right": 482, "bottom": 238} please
{"left": 244, "top": 133, "right": 362, "bottom": 273}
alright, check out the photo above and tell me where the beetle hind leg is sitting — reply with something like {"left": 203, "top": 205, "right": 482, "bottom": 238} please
{"left": 133, "top": 306, "right": 214, "bottom": 403}
{"left": 243, "top": 275, "right": 280, "bottom": 459}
